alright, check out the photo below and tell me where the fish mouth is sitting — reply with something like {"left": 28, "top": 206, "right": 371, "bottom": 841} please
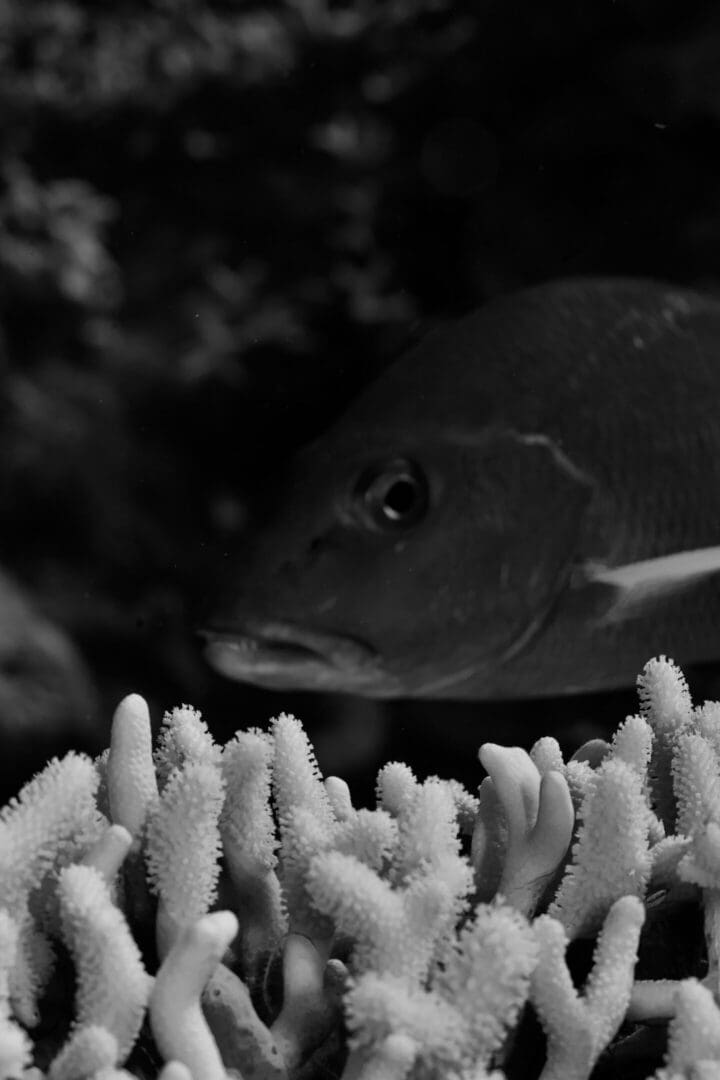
{"left": 201, "top": 618, "right": 384, "bottom": 691}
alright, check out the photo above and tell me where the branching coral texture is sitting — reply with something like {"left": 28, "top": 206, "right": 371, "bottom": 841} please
{"left": 4, "top": 660, "right": 720, "bottom": 1079}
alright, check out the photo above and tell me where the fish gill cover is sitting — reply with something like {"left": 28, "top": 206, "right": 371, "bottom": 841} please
{"left": 4, "top": 656, "right": 720, "bottom": 1079}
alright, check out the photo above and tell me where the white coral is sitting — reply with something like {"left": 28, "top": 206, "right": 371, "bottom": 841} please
{"left": 57, "top": 864, "right": 151, "bottom": 1059}
{"left": 150, "top": 910, "right": 238, "bottom": 1080}
{"left": 531, "top": 896, "right": 644, "bottom": 1080}
{"left": 107, "top": 694, "right": 159, "bottom": 840}
{"left": 145, "top": 759, "right": 225, "bottom": 953}
{"left": 549, "top": 759, "right": 652, "bottom": 937}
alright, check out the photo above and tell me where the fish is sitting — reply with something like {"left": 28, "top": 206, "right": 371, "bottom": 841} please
{"left": 203, "top": 276, "right": 720, "bottom": 699}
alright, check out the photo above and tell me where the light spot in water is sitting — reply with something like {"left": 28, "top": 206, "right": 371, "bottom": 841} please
{"left": 662, "top": 295, "right": 694, "bottom": 328}
{"left": 316, "top": 596, "right": 338, "bottom": 614}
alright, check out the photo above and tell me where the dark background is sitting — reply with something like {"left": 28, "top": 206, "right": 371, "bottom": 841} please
{"left": 2, "top": 0, "right": 720, "bottom": 803}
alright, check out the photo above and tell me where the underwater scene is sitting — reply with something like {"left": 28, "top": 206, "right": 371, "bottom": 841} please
{"left": 3, "top": 1, "right": 720, "bottom": 1076}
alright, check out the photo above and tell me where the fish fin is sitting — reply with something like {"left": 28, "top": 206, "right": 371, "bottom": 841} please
{"left": 581, "top": 546, "right": 720, "bottom": 622}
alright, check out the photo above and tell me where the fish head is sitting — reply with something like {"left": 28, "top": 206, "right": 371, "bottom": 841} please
{"left": 204, "top": 408, "right": 594, "bottom": 697}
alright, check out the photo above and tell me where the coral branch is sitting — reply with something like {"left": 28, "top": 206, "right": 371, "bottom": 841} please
{"left": 325, "top": 776, "right": 353, "bottom": 820}
{"left": 479, "top": 744, "right": 573, "bottom": 915}
{"left": 345, "top": 1033, "right": 418, "bottom": 1080}
{"left": 220, "top": 730, "right": 286, "bottom": 967}
{"left": 48, "top": 1025, "right": 118, "bottom": 1080}
{"left": 202, "top": 961, "right": 287, "bottom": 1079}
{"left": 637, "top": 656, "right": 692, "bottom": 830}
{"left": 531, "top": 896, "right": 644, "bottom": 1080}
{"left": 81, "top": 823, "right": 133, "bottom": 884}
{"left": 272, "top": 713, "right": 337, "bottom": 942}
{"left": 549, "top": 760, "right": 652, "bottom": 937}
{"left": 672, "top": 733, "right": 720, "bottom": 839}
{"left": 307, "top": 849, "right": 453, "bottom": 982}
{"left": 57, "top": 864, "right": 151, "bottom": 1059}
{"left": 661, "top": 979, "right": 720, "bottom": 1075}
{"left": 270, "top": 932, "right": 342, "bottom": 1070}
{"left": 107, "top": 694, "right": 159, "bottom": 841}
{"left": 158, "top": 1064, "right": 194, "bottom": 1080}
{"left": 435, "top": 901, "right": 537, "bottom": 1065}
{"left": 150, "top": 910, "right": 238, "bottom": 1080}
{"left": 154, "top": 706, "right": 221, "bottom": 788}
{"left": 0, "top": 912, "right": 32, "bottom": 1079}
{"left": 145, "top": 759, "right": 225, "bottom": 954}
{"left": 375, "top": 763, "right": 417, "bottom": 817}
{"left": 471, "top": 775, "right": 507, "bottom": 901}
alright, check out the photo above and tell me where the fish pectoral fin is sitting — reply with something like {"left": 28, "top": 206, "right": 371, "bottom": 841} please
{"left": 580, "top": 546, "right": 720, "bottom": 622}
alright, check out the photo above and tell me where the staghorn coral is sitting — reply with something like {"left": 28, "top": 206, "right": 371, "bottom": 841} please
{"left": 145, "top": 760, "right": 226, "bottom": 957}
{"left": 341, "top": 900, "right": 541, "bottom": 1079}
{"left": 219, "top": 729, "right": 286, "bottom": 970}
{"left": 0, "top": 751, "right": 105, "bottom": 1026}
{"left": 476, "top": 744, "right": 573, "bottom": 917}
{"left": 55, "top": 864, "right": 151, "bottom": 1061}
{"left": 150, "top": 911, "right": 239, "bottom": 1080}
{"left": 7, "top": 659, "right": 720, "bottom": 1079}
{"left": 531, "top": 896, "right": 645, "bottom": 1080}
{"left": 48, "top": 1027, "right": 118, "bottom": 1080}
{"left": 154, "top": 707, "right": 222, "bottom": 792}
{"left": 0, "top": 911, "right": 32, "bottom": 1079}
{"left": 107, "top": 695, "right": 159, "bottom": 843}
{"left": 548, "top": 758, "right": 654, "bottom": 938}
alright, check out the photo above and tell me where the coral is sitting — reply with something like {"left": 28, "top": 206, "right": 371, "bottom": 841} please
{"left": 434, "top": 902, "right": 538, "bottom": 1064}
{"left": 658, "top": 980, "right": 720, "bottom": 1077}
{"left": 145, "top": 761, "right": 225, "bottom": 955}
{"left": 150, "top": 911, "right": 238, "bottom": 1080}
{"left": 637, "top": 656, "right": 693, "bottom": 831}
{"left": 477, "top": 744, "right": 573, "bottom": 916}
{"left": 531, "top": 896, "right": 645, "bottom": 1080}
{"left": 107, "top": 695, "right": 159, "bottom": 842}
{"left": 270, "top": 933, "right": 342, "bottom": 1071}
{"left": 154, "top": 707, "right": 221, "bottom": 791}
{"left": 0, "top": 753, "right": 104, "bottom": 908}
{"left": 56, "top": 864, "right": 151, "bottom": 1059}
{"left": 81, "top": 824, "right": 133, "bottom": 885}
{"left": 548, "top": 758, "right": 654, "bottom": 937}
{"left": 219, "top": 730, "right": 286, "bottom": 966}
{"left": 342, "top": 900, "right": 536, "bottom": 1078}
{"left": 201, "top": 960, "right": 287, "bottom": 1079}
{"left": 0, "top": 751, "right": 105, "bottom": 1025}
{"left": 0, "top": 911, "right": 32, "bottom": 1079}
{"left": 48, "top": 1027, "right": 118, "bottom": 1080}
{"left": 271, "top": 713, "right": 337, "bottom": 943}
{"left": 8, "top": 658, "right": 720, "bottom": 1079}
{"left": 672, "top": 733, "right": 720, "bottom": 839}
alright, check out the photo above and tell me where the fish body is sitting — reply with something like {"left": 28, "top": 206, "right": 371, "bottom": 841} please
{"left": 205, "top": 277, "right": 720, "bottom": 698}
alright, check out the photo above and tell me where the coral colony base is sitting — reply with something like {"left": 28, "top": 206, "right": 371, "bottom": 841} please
{"left": 5, "top": 661, "right": 720, "bottom": 1080}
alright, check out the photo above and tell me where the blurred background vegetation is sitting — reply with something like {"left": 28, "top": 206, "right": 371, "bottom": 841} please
{"left": 3, "top": 0, "right": 720, "bottom": 801}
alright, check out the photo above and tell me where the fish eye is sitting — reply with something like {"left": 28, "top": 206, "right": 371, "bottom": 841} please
{"left": 353, "top": 459, "right": 429, "bottom": 531}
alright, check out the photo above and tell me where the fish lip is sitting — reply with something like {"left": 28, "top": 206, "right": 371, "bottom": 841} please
{"left": 201, "top": 618, "right": 378, "bottom": 682}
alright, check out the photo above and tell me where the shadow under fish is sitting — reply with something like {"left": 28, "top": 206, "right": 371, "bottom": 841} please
{"left": 203, "top": 277, "right": 720, "bottom": 703}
